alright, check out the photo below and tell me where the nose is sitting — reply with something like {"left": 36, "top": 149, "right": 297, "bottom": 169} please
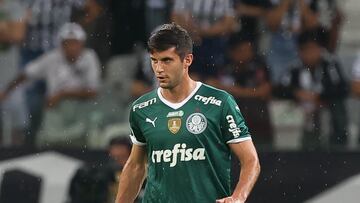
{"left": 154, "top": 63, "right": 164, "bottom": 73}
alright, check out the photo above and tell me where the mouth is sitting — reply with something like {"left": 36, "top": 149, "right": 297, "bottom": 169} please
{"left": 157, "top": 76, "right": 167, "bottom": 81}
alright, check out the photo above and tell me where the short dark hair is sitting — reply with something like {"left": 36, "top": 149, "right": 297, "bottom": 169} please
{"left": 108, "top": 137, "right": 131, "bottom": 150}
{"left": 147, "top": 23, "right": 193, "bottom": 59}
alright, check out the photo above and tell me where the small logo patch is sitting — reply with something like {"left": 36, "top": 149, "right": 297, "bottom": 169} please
{"left": 168, "top": 118, "right": 181, "bottom": 134}
{"left": 145, "top": 117, "right": 157, "bottom": 127}
{"left": 167, "top": 110, "right": 184, "bottom": 118}
{"left": 186, "top": 113, "right": 207, "bottom": 134}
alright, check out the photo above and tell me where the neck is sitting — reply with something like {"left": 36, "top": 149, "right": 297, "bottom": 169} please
{"left": 160, "top": 76, "right": 197, "bottom": 103}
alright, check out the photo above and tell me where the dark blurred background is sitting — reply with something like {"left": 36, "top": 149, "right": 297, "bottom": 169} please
{"left": 0, "top": 0, "right": 359, "bottom": 202}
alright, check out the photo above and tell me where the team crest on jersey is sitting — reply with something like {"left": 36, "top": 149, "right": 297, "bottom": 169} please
{"left": 168, "top": 118, "right": 181, "bottom": 134}
{"left": 186, "top": 113, "right": 207, "bottom": 134}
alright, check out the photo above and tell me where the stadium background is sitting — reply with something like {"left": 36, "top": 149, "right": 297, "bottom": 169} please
{"left": 0, "top": 0, "right": 360, "bottom": 202}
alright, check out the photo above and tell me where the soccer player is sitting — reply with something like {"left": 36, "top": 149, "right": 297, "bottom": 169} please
{"left": 116, "top": 23, "right": 260, "bottom": 203}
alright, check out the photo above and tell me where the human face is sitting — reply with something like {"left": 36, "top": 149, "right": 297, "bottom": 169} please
{"left": 109, "top": 145, "right": 131, "bottom": 167}
{"left": 61, "top": 39, "right": 84, "bottom": 63}
{"left": 150, "top": 47, "right": 192, "bottom": 89}
{"left": 299, "top": 42, "right": 322, "bottom": 67}
{"left": 230, "top": 42, "right": 254, "bottom": 65}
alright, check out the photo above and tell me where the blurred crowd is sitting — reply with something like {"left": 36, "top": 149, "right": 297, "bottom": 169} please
{"left": 0, "top": 0, "right": 359, "bottom": 152}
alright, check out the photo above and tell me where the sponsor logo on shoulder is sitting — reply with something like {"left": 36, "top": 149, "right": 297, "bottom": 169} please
{"left": 194, "top": 95, "right": 222, "bottom": 106}
{"left": 151, "top": 143, "right": 206, "bottom": 167}
{"left": 226, "top": 115, "right": 241, "bottom": 138}
{"left": 133, "top": 98, "right": 156, "bottom": 111}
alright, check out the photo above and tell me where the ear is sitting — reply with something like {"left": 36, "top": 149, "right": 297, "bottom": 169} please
{"left": 183, "top": 54, "right": 193, "bottom": 68}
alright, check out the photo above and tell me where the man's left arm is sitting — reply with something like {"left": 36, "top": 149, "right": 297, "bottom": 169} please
{"left": 217, "top": 140, "right": 260, "bottom": 203}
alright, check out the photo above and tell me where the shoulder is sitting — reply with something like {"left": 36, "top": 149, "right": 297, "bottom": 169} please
{"left": 35, "top": 49, "right": 60, "bottom": 63}
{"left": 82, "top": 49, "right": 98, "bottom": 59}
{"left": 130, "top": 89, "right": 158, "bottom": 113}
{"left": 198, "top": 83, "right": 233, "bottom": 103}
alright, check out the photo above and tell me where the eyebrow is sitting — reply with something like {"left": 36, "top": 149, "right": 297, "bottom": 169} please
{"left": 150, "top": 56, "right": 174, "bottom": 61}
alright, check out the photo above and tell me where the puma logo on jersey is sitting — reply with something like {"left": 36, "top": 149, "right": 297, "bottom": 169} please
{"left": 133, "top": 98, "right": 156, "bottom": 111}
{"left": 146, "top": 117, "right": 157, "bottom": 127}
{"left": 151, "top": 143, "right": 206, "bottom": 167}
{"left": 195, "top": 95, "right": 222, "bottom": 106}
{"left": 226, "top": 115, "right": 241, "bottom": 138}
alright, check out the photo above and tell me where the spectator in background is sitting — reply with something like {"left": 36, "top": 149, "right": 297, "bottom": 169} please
{"left": 310, "top": 0, "right": 343, "bottom": 53}
{"left": 0, "top": 0, "right": 27, "bottom": 146}
{"left": 131, "top": 61, "right": 155, "bottom": 100}
{"left": 351, "top": 52, "right": 360, "bottom": 144}
{"left": 264, "top": 0, "right": 319, "bottom": 84}
{"left": 234, "top": 0, "right": 268, "bottom": 50}
{"left": 280, "top": 31, "right": 348, "bottom": 150}
{"left": 171, "top": 0, "right": 238, "bottom": 82}
{"left": 67, "top": 136, "right": 131, "bottom": 203}
{"left": 145, "top": 0, "right": 170, "bottom": 37}
{"left": 104, "top": 0, "right": 146, "bottom": 123}
{"left": 72, "top": 0, "right": 112, "bottom": 76}
{"left": 107, "top": 137, "right": 131, "bottom": 203}
{"left": 20, "top": 0, "right": 85, "bottom": 147}
{"left": 214, "top": 34, "right": 273, "bottom": 148}
{"left": 0, "top": 23, "right": 100, "bottom": 147}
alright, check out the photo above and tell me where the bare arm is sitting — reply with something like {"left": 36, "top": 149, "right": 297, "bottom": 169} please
{"left": 46, "top": 89, "right": 98, "bottom": 107}
{"left": 227, "top": 82, "right": 272, "bottom": 100}
{"left": 265, "top": 0, "right": 292, "bottom": 32}
{"left": 116, "top": 144, "right": 147, "bottom": 203}
{"left": 171, "top": 13, "right": 237, "bottom": 39}
{"left": 351, "top": 81, "right": 360, "bottom": 97}
{"left": 327, "top": 9, "right": 343, "bottom": 53}
{"left": 200, "top": 16, "right": 237, "bottom": 37}
{"left": 299, "top": 0, "right": 319, "bottom": 30}
{"left": 236, "top": 3, "right": 265, "bottom": 18}
{"left": 171, "top": 13, "right": 202, "bottom": 43}
{"left": 217, "top": 140, "right": 260, "bottom": 203}
{"left": 0, "top": 19, "right": 26, "bottom": 44}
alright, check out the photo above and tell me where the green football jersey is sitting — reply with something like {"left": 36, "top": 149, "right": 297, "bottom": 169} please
{"left": 129, "top": 82, "right": 251, "bottom": 203}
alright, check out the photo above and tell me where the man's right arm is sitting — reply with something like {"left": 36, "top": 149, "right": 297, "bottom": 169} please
{"left": 116, "top": 144, "right": 147, "bottom": 203}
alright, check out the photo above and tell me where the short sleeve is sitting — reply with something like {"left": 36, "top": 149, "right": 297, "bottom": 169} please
{"left": 129, "top": 109, "right": 146, "bottom": 146}
{"left": 24, "top": 53, "right": 50, "bottom": 80}
{"left": 221, "top": 95, "right": 251, "bottom": 144}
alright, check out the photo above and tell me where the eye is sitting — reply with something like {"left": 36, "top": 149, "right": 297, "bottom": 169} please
{"left": 164, "top": 59, "right": 172, "bottom": 64}
{"left": 151, "top": 59, "right": 158, "bottom": 64}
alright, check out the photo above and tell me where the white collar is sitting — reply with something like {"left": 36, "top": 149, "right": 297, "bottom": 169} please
{"left": 157, "top": 81, "right": 202, "bottom": 109}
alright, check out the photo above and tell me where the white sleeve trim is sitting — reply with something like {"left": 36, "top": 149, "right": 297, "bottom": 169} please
{"left": 129, "top": 134, "right": 147, "bottom": 146}
{"left": 226, "top": 136, "right": 252, "bottom": 144}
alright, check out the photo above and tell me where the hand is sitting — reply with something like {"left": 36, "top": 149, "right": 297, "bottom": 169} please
{"left": 295, "top": 90, "right": 319, "bottom": 103}
{"left": 46, "top": 93, "right": 64, "bottom": 108}
{"left": 216, "top": 196, "right": 244, "bottom": 203}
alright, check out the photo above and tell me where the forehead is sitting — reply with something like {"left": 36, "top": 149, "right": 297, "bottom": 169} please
{"left": 150, "top": 47, "right": 180, "bottom": 59}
